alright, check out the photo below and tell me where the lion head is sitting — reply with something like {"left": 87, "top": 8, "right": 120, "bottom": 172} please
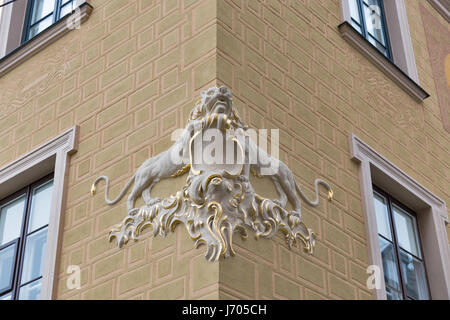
{"left": 189, "top": 86, "right": 247, "bottom": 130}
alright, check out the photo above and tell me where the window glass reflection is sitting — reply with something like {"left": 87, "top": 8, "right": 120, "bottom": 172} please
{"left": 21, "top": 228, "right": 48, "bottom": 285}
{"left": 379, "top": 236, "right": 401, "bottom": 291}
{"left": 0, "top": 175, "right": 53, "bottom": 300}
{"left": 0, "top": 292, "right": 12, "bottom": 300}
{"left": 60, "top": 0, "right": 75, "bottom": 17}
{"left": 362, "top": 0, "right": 386, "bottom": 45}
{"left": 0, "top": 196, "right": 25, "bottom": 246}
{"left": 399, "top": 249, "right": 430, "bottom": 300}
{"left": 30, "top": 0, "right": 55, "bottom": 24}
{"left": 349, "top": 0, "right": 361, "bottom": 24}
{"left": 386, "top": 286, "right": 402, "bottom": 300}
{"left": 19, "top": 279, "right": 42, "bottom": 300}
{"left": 393, "top": 205, "right": 421, "bottom": 258}
{"left": 348, "top": 0, "right": 390, "bottom": 59}
{"left": 28, "top": 16, "right": 53, "bottom": 39}
{"left": 368, "top": 35, "right": 387, "bottom": 57}
{"left": 0, "top": 243, "right": 16, "bottom": 293}
{"left": 373, "top": 192, "right": 392, "bottom": 240}
{"left": 373, "top": 189, "right": 430, "bottom": 300}
{"left": 28, "top": 180, "right": 53, "bottom": 233}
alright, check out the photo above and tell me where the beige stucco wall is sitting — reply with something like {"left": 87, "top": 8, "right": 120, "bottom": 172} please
{"left": 215, "top": 0, "right": 450, "bottom": 299}
{"left": 0, "top": 0, "right": 448, "bottom": 300}
{"left": 1, "top": 0, "right": 221, "bottom": 300}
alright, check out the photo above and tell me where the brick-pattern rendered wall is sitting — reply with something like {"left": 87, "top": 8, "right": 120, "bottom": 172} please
{"left": 0, "top": 0, "right": 448, "bottom": 300}
{"left": 214, "top": 0, "right": 449, "bottom": 300}
{"left": 0, "top": 0, "right": 222, "bottom": 299}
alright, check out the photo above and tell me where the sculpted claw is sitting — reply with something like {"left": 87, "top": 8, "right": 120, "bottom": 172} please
{"left": 237, "top": 175, "right": 248, "bottom": 183}
{"left": 273, "top": 199, "right": 285, "bottom": 208}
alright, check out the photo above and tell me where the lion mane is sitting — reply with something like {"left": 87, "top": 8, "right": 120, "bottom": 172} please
{"left": 188, "top": 92, "right": 248, "bottom": 130}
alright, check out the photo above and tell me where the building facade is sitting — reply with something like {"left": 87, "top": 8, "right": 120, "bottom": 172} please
{"left": 0, "top": 0, "right": 449, "bottom": 300}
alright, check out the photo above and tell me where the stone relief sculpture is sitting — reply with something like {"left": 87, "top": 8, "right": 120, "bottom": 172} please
{"left": 91, "top": 86, "right": 334, "bottom": 261}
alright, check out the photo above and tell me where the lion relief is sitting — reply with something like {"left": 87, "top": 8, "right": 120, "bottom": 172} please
{"left": 91, "top": 86, "right": 333, "bottom": 261}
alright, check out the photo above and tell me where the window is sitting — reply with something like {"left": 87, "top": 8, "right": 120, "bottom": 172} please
{"left": 23, "top": 0, "right": 78, "bottom": 42}
{"left": 0, "top": 1, "right": 92, "bottom": 77}
{"left": 349, "top": 134, "right": 450, "bottom": 300}
{"left": 0, "top": 174, "right": 54, "bottom": 300}
{"left": 373, "top": 188, "right": 430, "bottom": 300}
{"left": 348, "top": 0, "right": 391, "bottom": 59}
{"left": 0, "top": 126, "right": 78, "bottom": 299}
{"left": 339, "top": 0, "right": 429, "bottom": 101}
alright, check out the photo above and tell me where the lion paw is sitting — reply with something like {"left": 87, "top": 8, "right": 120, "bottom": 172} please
{"left": 237, "top": 175, "right": 248, "bottom": 183}
{"left": 289, "top": 210, "right": 302, "bottom": 222}
{"left": 273, "top": 199, "right": 287, "bottom": 208}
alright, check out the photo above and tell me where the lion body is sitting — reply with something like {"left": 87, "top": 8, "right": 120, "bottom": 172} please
{"left": 92, "top": 86, "right": 332, "bottom": 215}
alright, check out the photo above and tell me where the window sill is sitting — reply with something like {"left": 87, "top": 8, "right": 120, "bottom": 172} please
{"left": 0, "top": 2, "right": 93, "bottom": 78}
{"left": 427, "top": 0, "right": 450, "bottom": 23}
{"left": 338, "top": 21, "right": 429, "bottom": 103}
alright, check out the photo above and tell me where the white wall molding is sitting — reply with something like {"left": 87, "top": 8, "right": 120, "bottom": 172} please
{"left": 349, "top": 133, "right": 450, "bottom": 300}
{"left": 0, "top": 126, "right": 79, "bottom": 300}
{"left": 385, "top": 0, "right": 419, "bottom": 83}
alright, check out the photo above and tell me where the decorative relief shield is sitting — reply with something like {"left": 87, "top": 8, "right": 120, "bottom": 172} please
{"left": 91, "top": 86, "right": 333, "bottom": 261}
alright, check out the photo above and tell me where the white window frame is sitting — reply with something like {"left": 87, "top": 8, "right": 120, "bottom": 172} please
{"left": 0, "top": 0, "right": 13, "bottom": 57}
{"left": 0, "top": 126, "right": 79, "bottom": 299}
{"left": 349, "top": 133, "right": 450, "bottom": 300}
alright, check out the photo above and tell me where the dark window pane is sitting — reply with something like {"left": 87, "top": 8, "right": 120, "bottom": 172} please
{"left": 379, "top": 236, "right": 402, "bottom": 291}
{"left": 21, "top": 228, "right": 48, "bottom": 285}
{"left": 392, "top": 204, "right": 421, "bottom": 258}
{"left": 28, "top": 16, "right": 53, "bottom": 39}
{"left": 28, "top": 180, "right": 53, "bottom": 233}
{"left": 30, "top": 0, "right": 55, "bottom": 24}
{"left": 362, "top": 0, "right": 387, "bottom": 45}
{"left": 0, "top": 243, "right": 16, "bottom": 293}
{"left": 399, "top": 249, "right": 430, "bottom": 300}
{"left": 368, "top": 35, "right": 387, "bottom": 57}
{"left": 349, "top": 0, "right": 361, "bottom": 24}
{"left": 373, "top": 192, "right": 392, "bottom": 240}
{"left": 60, "top": 1, "right": 75, "bottom": 18}
{"left": 19, "top": 279, "right": 41, "bottom": 300}
{"left": 0, "top": 196, "right": 25, "bottom": 245}
{"left": 386, "top": 286, "right": 402, "bottom": 300}
{"left": 351, "top": 20, "right": 363, "bottom": 34}
{"left": 0, "top": 292, "right": 12, "bottom": 300}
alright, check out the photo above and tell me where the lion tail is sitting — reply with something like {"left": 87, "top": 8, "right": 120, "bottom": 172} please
{"left": 295, "top": 179, "right": 334, "bottom": 207}
{"left": 91, "top": 174, "right": 136, "bottom": 205}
